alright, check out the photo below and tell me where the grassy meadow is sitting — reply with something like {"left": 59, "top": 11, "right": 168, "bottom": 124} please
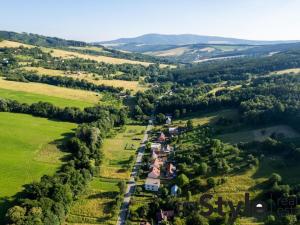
{"left": 0, "top": 78, "right": 100, "bottom": 108}
{"left": 99, "top": 125, "right": 145, "bottom": 180}
{"left": 0, "top": 112, "right": 76, "bottom": 220}
{"left": 66, "top": 177, "right": 120, "bottom": 225}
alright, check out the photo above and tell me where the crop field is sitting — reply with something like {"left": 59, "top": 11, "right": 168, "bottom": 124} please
{"left": 0, "top": 112, "right": 76, "bottom": 220}
{"left": 0, "top": 78, "right": 100, "bottom": 107}
{"left": 22, "top": 66, "right": 148, "bottom": 92}
{"left": 0, "top": 40, "right": 34, "bottom": 48}
{"left": 40, "top": 47, "right": 153, "bottom": 66}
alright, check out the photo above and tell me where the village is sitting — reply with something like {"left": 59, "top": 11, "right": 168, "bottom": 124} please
{"left": 138, "top": 116, "right": 181, "bottom": 225}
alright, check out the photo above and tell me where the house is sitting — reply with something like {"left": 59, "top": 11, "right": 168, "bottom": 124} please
{"left": 151, "top": 151, "right": 158, "bottom": 159}
{"left": 157, "top": 132, "right": 166, "bottom": 142}
{"left": 148, "top": 167, "right": 160, "bottom": 179}
{"left": 151, "top": 143, "right": 161, "bottom": 153}
{"left": 166, "top": 117, "right": 172, "bottom": 125}
{"left": 145, "top": 177, "right": 160, "bottom": 191}
{"left": 156, "top": 210, "right": 175, "bottom": 223}
{"left": 171, "top": 185, "right": 179, "bottom": 196}
{"left": 168, "top": 127, "right": 178, "bottom": 135}
{"left": 163, "top": 144, "right": 173, "bottom": 154}
{"left": 166, "top": 163, "right": 176, "bottom": 178}
{"left": 150, "top": 158, "right": 163, "bottom": 169}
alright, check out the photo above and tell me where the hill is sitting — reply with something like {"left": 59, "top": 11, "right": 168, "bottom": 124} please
{"left": 99, "top": 33, "right": 299, "bottom": 46}
{"left": 99, "top": 34, "right": 300, "bottom": 63}
{"left": 0, "top": 30, "right": 86, "bottom": 47}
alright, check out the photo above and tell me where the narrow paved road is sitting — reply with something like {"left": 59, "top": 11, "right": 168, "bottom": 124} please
{"left": 116, "top": 122, "right": 152, "bottom": 225}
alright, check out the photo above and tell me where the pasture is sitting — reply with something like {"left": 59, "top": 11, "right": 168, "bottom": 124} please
{"left": 0, "top": 112, "right": 76, "bottom": 220}
{"left": 0, "top": 78, "right": 100, "bottom": 107}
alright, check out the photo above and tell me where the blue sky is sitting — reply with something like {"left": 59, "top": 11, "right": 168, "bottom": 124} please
{"left": 1, "top": 0, "right": 300, "bottom": 42}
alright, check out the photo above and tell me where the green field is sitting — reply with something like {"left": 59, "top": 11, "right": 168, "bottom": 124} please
{"left": 99, "top": 125, "right": 145, "bottom": 180}
{"left": 0, "top": 112, "right": 76, "bottom": 199}
{"left": 0, "top": 88, "right": 94, "bottom": 109}
{"left": 66, "top": 177, "right": 120, "bottom": 225}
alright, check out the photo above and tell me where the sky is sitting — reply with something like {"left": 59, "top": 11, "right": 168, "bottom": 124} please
{"left": 1, "top": 0, "right": 300, "bottom": 42}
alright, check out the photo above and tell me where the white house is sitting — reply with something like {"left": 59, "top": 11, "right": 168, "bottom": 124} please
{"left": 168, "top": 127, "right": 178, "bottom": 135}
{"left": 151, "top": 143, "right": 161, "bottom": 153}
{"left": 145, "top": 177, "right": 160, "bottom": 191}
{"left": 166, "top": 117, "right": 172, "bottom": 125}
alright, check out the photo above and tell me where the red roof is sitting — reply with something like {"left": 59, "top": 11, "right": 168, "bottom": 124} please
{"left": 158, "top": 132, "right": 166, "bottom": 142}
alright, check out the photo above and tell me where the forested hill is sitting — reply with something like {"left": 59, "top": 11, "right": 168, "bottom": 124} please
{"left": 162, "top": 50, "right": 300, "bottom": 84}
{"left": 0, "top": 30, "right": 87, "bottom": 47}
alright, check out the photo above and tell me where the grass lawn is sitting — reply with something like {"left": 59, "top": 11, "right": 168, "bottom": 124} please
{"left": 0, "top": 112, "right": 76, "bottom": 220}
{"left": 0, "top": 78, "right": 100, "bottom": 108}
{"left": 0, "top": 88, "right": 94, "bottom": 109}
{"left": 99, "top": 125, "right": 145, "bottom": 180}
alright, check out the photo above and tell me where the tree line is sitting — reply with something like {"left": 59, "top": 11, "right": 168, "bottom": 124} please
{"left": 5, "top": 71, "right": 123, "bottom": 93}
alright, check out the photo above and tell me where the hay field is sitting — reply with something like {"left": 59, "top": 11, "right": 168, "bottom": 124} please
{"left": 22, "top": 66, "right": 148, "bottom": 92}
{"left": 0, "top": 78, "right": 100, "bottom": 105}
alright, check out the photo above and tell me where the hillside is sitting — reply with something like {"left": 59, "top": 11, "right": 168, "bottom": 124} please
{"left": 0, "top": 31, "right": 171, "bottom": 65}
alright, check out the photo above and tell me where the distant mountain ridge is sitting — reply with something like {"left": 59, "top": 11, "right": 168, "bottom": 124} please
{"left": 99, "top": 33, "right": 300, "bottom": 46}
